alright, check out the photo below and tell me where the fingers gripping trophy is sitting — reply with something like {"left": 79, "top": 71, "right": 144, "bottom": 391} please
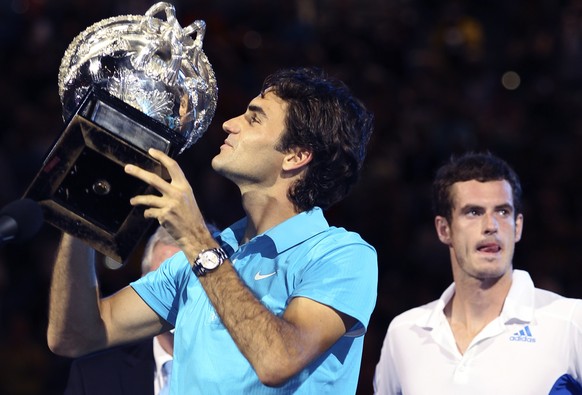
{"left": 25, "top": 2, "right": 217, "bottom": 264}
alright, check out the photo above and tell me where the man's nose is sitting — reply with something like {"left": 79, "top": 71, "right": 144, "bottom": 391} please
{"left": 482, "top": 213, "right": 499, "bottom": 234}
{"left": 222, "top": 116, "right": 241, "bottom": 134}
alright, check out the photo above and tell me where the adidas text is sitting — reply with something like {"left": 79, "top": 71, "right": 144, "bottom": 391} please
{"left": 509, "top": 335, "right": 536, "bottom": 342}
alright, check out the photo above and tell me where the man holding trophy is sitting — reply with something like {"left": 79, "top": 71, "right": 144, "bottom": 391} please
{"left": 45, "top": 3, "right": 377, "bottom": 394}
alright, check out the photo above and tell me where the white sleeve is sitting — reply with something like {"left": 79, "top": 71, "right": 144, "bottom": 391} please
{"left": 373, "top": 324, "right": 402, "bottom": 395}
{"left": 572, "top": 300, "right": 582, "bottom": 384}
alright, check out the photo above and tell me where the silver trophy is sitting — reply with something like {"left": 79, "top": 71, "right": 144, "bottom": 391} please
{"left": 25, "top": 2, "right": 218, "bottom": 264}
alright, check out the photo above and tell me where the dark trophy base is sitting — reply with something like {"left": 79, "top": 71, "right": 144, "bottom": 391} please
{"left": 24, "top": 88, "right": 185, "bottom": 265}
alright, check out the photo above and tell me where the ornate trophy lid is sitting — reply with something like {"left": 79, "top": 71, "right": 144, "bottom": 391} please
{"left": 58, "top": 2, "right": 217, "bottom": 153}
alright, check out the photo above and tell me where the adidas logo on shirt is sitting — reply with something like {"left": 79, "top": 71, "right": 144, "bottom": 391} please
{"left": 509, "top": 325, "right": 536, "bottom": 343}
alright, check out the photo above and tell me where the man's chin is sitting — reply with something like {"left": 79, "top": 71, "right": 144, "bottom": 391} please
{"left": 210, "top": 156, "right": 222, "bottom": 172}
{"left": 210, "top": 160, "right": 236, "bottom": 182}
{"left": 473, "top": 266, "right": 511, "bottom": 283}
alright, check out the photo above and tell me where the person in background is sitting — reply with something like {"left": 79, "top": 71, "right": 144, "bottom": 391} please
{"left": 63, "top": 226, "right": 180, "bottom": 395}
{"left": 373, "top": 152, "right": 582, "bottom": 395}
{"left": 48, "top": 67, "right": 377, "bottom": 394}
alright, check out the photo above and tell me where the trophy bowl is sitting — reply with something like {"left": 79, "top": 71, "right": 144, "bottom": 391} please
{"left": 59, "top": 1, "right": 217, "bottom": 152}
{"left": 25, "top": 2, "right": 218, "bottom": 264}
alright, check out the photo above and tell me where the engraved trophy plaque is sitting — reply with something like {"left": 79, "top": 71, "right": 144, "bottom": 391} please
{"left": 24, "top": 2, "right": 218, "bottom": 264}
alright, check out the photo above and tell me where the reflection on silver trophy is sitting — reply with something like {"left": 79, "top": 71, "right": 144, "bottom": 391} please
{"left": 25, "top": 2, "right": 218, "bottom": 264}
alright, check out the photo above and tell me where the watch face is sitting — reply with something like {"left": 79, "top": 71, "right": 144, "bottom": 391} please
{"left": 200, "top": 250, "right": 221, "bottom": 269}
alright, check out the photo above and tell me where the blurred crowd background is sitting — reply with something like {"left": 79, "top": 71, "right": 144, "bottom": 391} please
{"left": 1, "top": 0, "right": 582, "bottom": 394}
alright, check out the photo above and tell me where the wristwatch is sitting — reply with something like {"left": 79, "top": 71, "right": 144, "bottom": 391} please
{"left": 193, "top": 247, "right": 228, "bottom": 277}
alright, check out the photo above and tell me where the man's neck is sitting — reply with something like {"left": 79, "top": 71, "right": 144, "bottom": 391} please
{"left": 240, "top": 190, "right": 299, "bottom": 244}
{"left": 444, "top": 272, "right": 512, "bottom": 354}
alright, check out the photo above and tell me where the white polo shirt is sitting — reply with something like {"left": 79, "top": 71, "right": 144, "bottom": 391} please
{"left": 153, "top": 336, "right": 173, "bottom": 395}
{"left": 374, "top": 270, "right": 582, "bottom": 395}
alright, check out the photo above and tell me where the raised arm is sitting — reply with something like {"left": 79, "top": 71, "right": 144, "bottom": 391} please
{"left": 47, "top": 233, "right": 167, "bottom": 357}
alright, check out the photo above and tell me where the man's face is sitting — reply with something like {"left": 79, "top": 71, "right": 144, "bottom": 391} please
{"left": 211, "top": 90, "right": 288, "bottom": 190}
{"left": 148, "top": 243, "right": 182, "bottom": 274}
{"left": 435, "top": 180, "right": 523, "bottom": 281}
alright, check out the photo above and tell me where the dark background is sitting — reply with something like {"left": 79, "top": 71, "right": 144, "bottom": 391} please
{"left": 1, "top": 0, "right": 582, "bottom": 394}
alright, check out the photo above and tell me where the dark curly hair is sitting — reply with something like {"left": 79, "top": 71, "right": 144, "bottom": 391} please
{"left": 432, "top": 151, "right": 523, "bottom": 222}
{"left": 262, "top": 67, "right": 374, "bottom": 212}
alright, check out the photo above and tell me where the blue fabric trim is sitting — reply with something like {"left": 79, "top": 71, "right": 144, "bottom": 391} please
{"left": 549, "top": 374, "right": 582, "bottom": 395}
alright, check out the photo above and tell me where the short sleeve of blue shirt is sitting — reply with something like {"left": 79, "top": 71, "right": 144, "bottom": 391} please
{"left": 288, "top": 230, "right": 377, "bottom": 335}
{"left": 130, "top": 250, "right": 192, "bottom": 326}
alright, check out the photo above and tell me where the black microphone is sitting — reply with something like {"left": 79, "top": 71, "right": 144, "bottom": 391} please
{"left": 0, "top": 198, "right": 44, "bottom": 246}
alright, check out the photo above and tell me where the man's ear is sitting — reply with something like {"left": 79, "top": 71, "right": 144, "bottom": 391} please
{"left": 282, "top": 147, "right": 312, "bottom": 172}
{"left": 514, "top": 213, "right": 524, "bottom": 243}
{"left": 435, "top": 216, "right": 452, "bottom": 246}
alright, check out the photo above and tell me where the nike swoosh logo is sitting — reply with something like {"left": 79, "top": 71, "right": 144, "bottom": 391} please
{"left": 254, "top": 271, "right": 277, "bottom": 280}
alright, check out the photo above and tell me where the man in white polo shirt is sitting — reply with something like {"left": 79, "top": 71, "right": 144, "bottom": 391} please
{"left": 374, "top": 152, "right": 582, "bottom": 395}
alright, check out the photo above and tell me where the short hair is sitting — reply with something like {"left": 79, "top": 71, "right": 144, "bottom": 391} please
{"left": 432, "top": 152, "right": 523, "bottom": 222}
{"left": 262, "top": 67, "right": 374, "bottom": 212}
{"left": 141, "top": 226, "right": 179, "bottom": 275}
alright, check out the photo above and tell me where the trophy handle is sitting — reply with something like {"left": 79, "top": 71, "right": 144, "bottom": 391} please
{"left": 132, "top": 2, "right": 208, "bottom": 87}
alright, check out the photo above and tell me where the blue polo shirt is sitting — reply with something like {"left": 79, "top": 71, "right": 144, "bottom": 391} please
{"left": 131, "top": 207, "right": 377, "bottom": 394}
